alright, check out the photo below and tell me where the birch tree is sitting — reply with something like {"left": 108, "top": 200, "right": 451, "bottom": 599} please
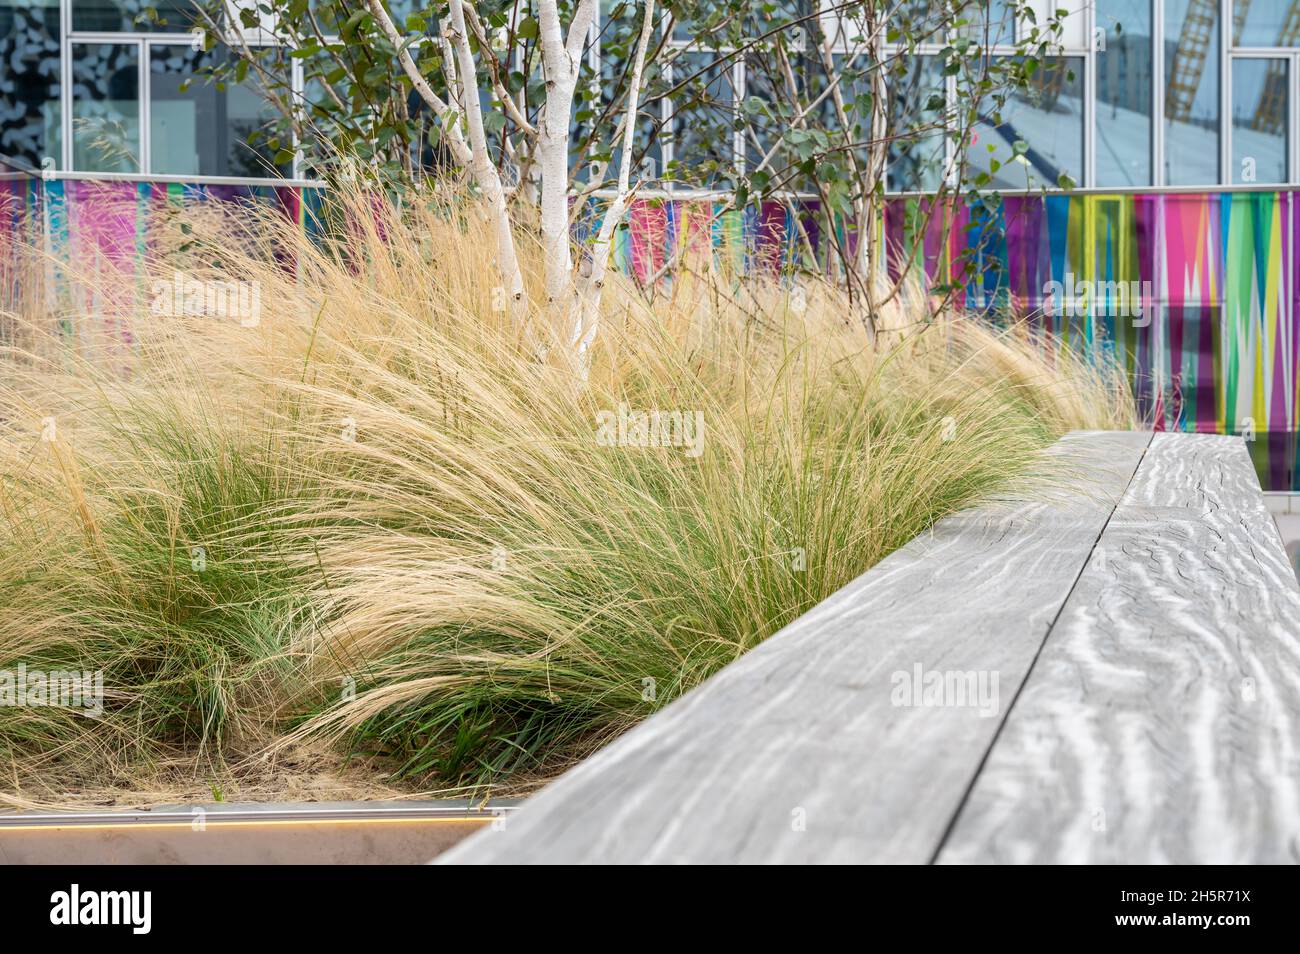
{"left": 535, "top": 0, "right": 596, "bottom": 310}
{"left": 201, "top": 0, "right": 1070, "bottom": 346}
{"left": 572, "top": 0, "right": 656, "bottom": 359}
{"left": 203, "top": 0, "right": 666, "bottom": 355}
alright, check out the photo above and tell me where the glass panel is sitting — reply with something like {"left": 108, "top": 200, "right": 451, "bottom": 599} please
{"left": 969, "top": 57, "right": 1084, "bottom": 189}
{"left": 598, "top": 7, "right": 667, "bottom": 183}
{"left": 741, "top": 49, "right": 819, "bottom": 183}
{"left": 309, "top": 0, "right": 420, "bottom": 30}
{"left": 1095, "top": 0, "right": 1153, "bottom": 186}
{"left": 1050, "top": 0, "right": 1092, "bottom": 49}
{"left": 1164, "top": 0, "right": 1220, "bottom": 185}
{"left": 888, "top": 54, "right": 947, "bottom": 192}
{"left": 71, "top": 0, "right": 198, "bottom": 32}
{"left": 381, "top": 0, "right": 421, "bottom": 29}
{"left": 670, "top": 0, "right": 809, "bottom": 45}
{"left": 149, "top": 45, "right": 289, "bottom": 178}
{"left": 1232, "top": 58, "right": 1287, "bottom": 183}
{"left": 958, "top": 0, "right": 1017, "bottom": 44}
{"left": 71, "top": 42, "right": 140, "bottom": 173}
{"left": 1235, "top": 0, "right": 1300, "bottom": 47}
{"left": 743, "top": 0, "right": 809, "bottom": 35}
{"left": 671, "top": 4, "right": 724, "bottom": 45}
{"left": 873, "top": 0, "right": 946, "bottom": 47}
{"left": 0, "top": 0, "right": 62, "bottom": 170}
{"left": 669, "top": 52, "right": 737, "bottom": 187}
{"left": 632, "top": 111, "right": 666, "bottom": 183}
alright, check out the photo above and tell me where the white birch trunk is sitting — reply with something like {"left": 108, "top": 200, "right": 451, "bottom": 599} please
{"left": 537, "top": 0, "right": 597, "bottom": 307}
{"left": 572, "top": 0, "right": 656, "bottom": 363}
{"left": 444, "top": 0, "right": 529, "bottom": 315}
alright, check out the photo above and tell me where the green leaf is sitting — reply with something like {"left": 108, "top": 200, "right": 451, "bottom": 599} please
{"left": 342, "top": 9, "right": 370, "bottom": 40}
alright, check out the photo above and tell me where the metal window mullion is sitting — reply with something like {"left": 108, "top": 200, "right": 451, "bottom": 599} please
{"left": 1153, "top": 0, "right": 1164, "bottom": 187}
{"left": 1291, "top": 52, "right": 1300, "bottom": 183}
{"left": 733, "top": 58, "right": 745, "bottom": 177}
{"left": 945, "top": 66, "right": 957, "bottom": 190}
{"left": 733, "top": 55, "right": 743, "bottom": 178}
{"left": 291, "top": 53, "right": 303, "bottom": 180}
{"left": 880, "top": 49, "right": 889, "bottom": 192}
{"left": 1284, "top": 50, "right": 1294, "bottom": 184}
{"left": 1222, "top": 0, "right": 1232, "bottom": 184}
{"left": 1084, "top": 0, "right": 1096, "bottom": 188}
{"left": 69, "top": 32, "right": 280, "bottom": 46}
{"left": 662, "top": 57, "right": 674, "bottom": 192}
{"left": 67, "top": 33, "right": 242, "bottom": 43}
{"left": 60, "top": 0, "right": 72, "bottom": 171}
{"left": 139, "top": 38, "right": 149, "bottom": 175}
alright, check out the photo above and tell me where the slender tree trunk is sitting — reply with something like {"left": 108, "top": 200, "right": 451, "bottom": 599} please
{"left": 537, "top": 0, "right": 597, "bottom": 308}
{"left": 445, "top": 0, "right": 529, "bottom": 316}
{"left": 572, "top": 0, "right": 656, "bottom": 365}
{"left": 859, "top": 5, "right": 888, "bottom": 339}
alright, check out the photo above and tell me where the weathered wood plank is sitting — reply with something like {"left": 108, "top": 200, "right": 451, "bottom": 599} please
{"left": 439, "top": 431, "right": 1151, "bottom": 864}
{"left": 938, "top": 433, "right": 1300, "bottom": 864}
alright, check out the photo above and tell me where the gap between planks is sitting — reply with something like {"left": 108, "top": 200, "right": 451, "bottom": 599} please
{"left": 440, "top": 430, "right": 1154, "bottom": 864}
{"left": 925, "top": 431, "right": 1153, "bottom": 864}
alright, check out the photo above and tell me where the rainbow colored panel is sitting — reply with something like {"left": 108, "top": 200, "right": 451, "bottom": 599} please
{"left": 4, "top": 179, "right": 1300, "bottom": 489}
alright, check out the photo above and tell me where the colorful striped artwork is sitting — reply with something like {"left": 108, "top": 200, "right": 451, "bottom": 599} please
{"left": 606, "top": 198, "right": 788, "bottom": 282}
{"left": 619, "top": 191, "right": 1300, "bottom": 490}
{"left": 885, "top": 191, "right": 1300, "bottom": 491}
{"left": 0, "top": 175, "right": 318, "bottom": 306}
{"left": 5, "top": 176, "right": 1300, "bottom": 489}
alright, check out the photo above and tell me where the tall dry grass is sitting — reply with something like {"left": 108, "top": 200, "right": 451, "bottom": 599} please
{"left": 0, "top": 185, "right": 1134, "bottom": 799}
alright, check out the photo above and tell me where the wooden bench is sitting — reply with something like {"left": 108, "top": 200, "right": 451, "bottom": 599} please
{"left": 438, "top": 432, "right": 1300, "bottom": 864}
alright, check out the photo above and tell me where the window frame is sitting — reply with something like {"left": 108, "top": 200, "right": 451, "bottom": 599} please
{"left": 1227, "top": 2, "right": 1300, "bottom": 184}
{"left": 34, "top": 1, "right": 1300, "bottom": 190}
{"left": 59, "top": 0, "right": 297, "bottom": 179}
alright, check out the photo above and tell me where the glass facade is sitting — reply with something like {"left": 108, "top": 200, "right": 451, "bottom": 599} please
{"left": 71, "top": 42, "right": 140, "bottom": 173}
{"left": 970, "top": 57, "right": 1086, "bottom": 190}
{"left": 887, "top": 55, "right": 946, "bottom": 193}
{"left": 0, "top": 0, "right": 61, "bottom": 170}
{"left": 1235, "top": 0, "right": 1300, "bottom": 47}
{"left": 669, "top": 53, "right": 737, "bottom": 187}
{"left": 1165, "top": 0, "right": 1220, "bottom": 185}
{"left": 1095, "top": 0, "right": 1153, "bottom": 186}
{"left": 1, "top": 0, "right": 284, "bottom": 176}
{"left": 71, "top": 0, "right": 198, "bottom": 33}
{"left": 665, "top": 0, "right": 1300, "bottom": 192}
{"left": 1, "top": 1, "right": 1300, "bottom": 188}
{"left": 149, "top": 46, "right": 287, "bottom": 177}
{"left": 1232, "top": 57, "right": 1288, "bottom": 183}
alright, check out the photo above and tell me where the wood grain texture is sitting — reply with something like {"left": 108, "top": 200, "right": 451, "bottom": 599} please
{"left": 938, "top": 433, "right": 1300, "bottom": 864}
{"left": 438, "top": 431, "right": 1151, "bottom": 864}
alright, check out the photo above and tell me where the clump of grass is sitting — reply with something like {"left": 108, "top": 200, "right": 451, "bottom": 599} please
{"left": 0, "top": 185, "right": 1133, "bottom": 797}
